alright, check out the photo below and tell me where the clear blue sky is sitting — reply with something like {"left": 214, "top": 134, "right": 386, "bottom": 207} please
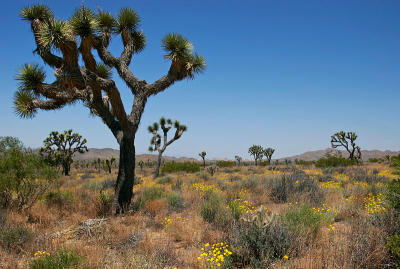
{"left": 0, "top": 0, "right": 399, "bottom": 159}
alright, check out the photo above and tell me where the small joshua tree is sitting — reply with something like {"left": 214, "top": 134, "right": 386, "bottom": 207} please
{"left": 148, "top": 117, "right": 187, "bottom": 178}
{"left": 206, "top": 164, "right": 217, "bottom": 176}
{"left": 331, "top": 131, "right": 361, "bottom": 161}
{"left": 138, "top": 160, "right": 144, "bottom": 172}
{"left": 40, "top": 129, "right": 88, "bottom": 175}
{"left": 248, "top": 145, "right": 264, "bottom": 166}
{"left": 199, "top": 151, "right": 207, "bottom": 167}
{"left": 263, "top": 147, "right": 275, "bottom": 164}
{"left": 105, "top": 156, "right": 116, "bottom": 173}
{"left": 235, "top": 155, "right": 242, "bottom": 166}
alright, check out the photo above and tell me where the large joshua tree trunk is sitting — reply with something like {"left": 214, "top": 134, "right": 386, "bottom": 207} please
{"left": 113, "top": 135, "right": 135, "bottom": 213}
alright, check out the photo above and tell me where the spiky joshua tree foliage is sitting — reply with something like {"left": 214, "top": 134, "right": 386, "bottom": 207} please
{"left": 148, "top": 117, "right": 187, "bottom": 178}
{"left": 235, "top": 155, "right": 242, "bottom": 166}
{"left": 263, "top": 147, "right": 275, "bottom": 164}
{"left": 15, "top": 5, "right": 206, "bottom": 213}
{"left": 331, "top": 131, "right": 361, "bottom": 161}
{"left": 199, "top": 151, "right": 207, "bottom": 167}
{"left": 40, "top": 129, "right": 88, "bottom": 176}
{"left": 248, "top": 145, "right": 264, "bottom": 166}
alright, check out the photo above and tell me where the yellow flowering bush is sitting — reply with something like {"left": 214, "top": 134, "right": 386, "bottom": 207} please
{"left": 364, "top": 193, "right": 387, "bottom": 216}
{"left": 193, "top": 183, "right": 220, "bottom": 193}
{"left": 161, "top": 216, "right": 189, "bottom": 228}
{"left": 319, "top": 181, "right": 341, "bottom": 190}
{"left": 197, "top": 242, "right": 232, "bottom": 268}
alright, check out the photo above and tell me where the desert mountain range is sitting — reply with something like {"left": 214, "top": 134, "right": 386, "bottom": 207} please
{"left": 74, "top": 148, "right": 400, "bottom": 162}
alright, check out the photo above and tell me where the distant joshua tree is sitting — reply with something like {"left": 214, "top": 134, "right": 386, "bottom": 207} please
{"left": 248, "top": 145, "right": 264, "bottom": 166}
{"left": 40, "top": 129, "right": 88, "bottom": 175}
{"left": 235, "top": 155, "right": 242, "bottom": 166}
{"left": 199, "top": 151, "right": 207, "bottom": 167}
{"left": 263, "top": 147, "right": 275, "bottom": 164}
{"left": 148, "top": 117, "right": 187, "bottom": 178}
{"left": 138, "top": 160, "right": 144, "bottom": 172}
{"left": 331, "top": 131, "right": 361, "bottom": 160}
{"left": 105, "top": 156, "right": 116, "bottom": 173}
{"left": 15, "top": 5, "right": 205, "bottom": 213}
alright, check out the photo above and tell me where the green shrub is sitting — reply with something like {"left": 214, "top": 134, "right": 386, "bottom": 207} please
{"left": 158, "top": 176, "right": 172, "bottom": 184}
{"left": 167, "top": 193, "right": 184, "bottom": 211}
{"left": 30, "top": 249, "right": 85, "bottom": 269}
{"left": 268, "top": 172, "right": 324, "bottom": 205}
{"left": 216, "top": 161, "right": 236, "bottom": 168}
{"left": 0, "top": 148, "right": 59, "bottom": 210}
{"left": 316, "top": 155, "right": 357, "bottom": 168}
{"left": 386, "top": 234, "right": 400, "bottom": 266}
{"left": 283, "top": 204, "right": 321, "bottom": 242}
{"left": 200, "top": 191, "right": 231, "bottom": 228}
{"left": 44, "top": 189, "right": 75, "bottom": 208}
{"left": 386, "top": 179, "right": 400, "bottom": 210}
{"left": 0, "top": 224, "right": 33, "bottom": 252}
{"left": 97, "top": 190, "right": 113, "bottom": 216}
{"left": 161, "top": 161, "right": 200, "bottom": 173}
{"left": 133, "top": 187, "right": 166, "bottom": 210}
{"left": 230, "top": 214, "right": 295, "bottom": 268}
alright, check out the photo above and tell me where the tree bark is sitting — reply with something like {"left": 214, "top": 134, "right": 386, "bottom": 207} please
{"left": 154, "top": 151, "right": 163, "bottom": 178}
{"left": 63, "top": 162, "right": 70, "bottom": 176}
{"left": 113, "top": 135, "right": 135, "bottom": 214}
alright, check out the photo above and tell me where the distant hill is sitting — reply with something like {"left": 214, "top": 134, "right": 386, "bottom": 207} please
{"left": 73, "top": 148, "right": 399, "bottom": 162}
{"left": 278, "top": 148, "right": 400, "bottom": 161}
{"left": 74, "top": 148, "right": 197, "bottom": 162}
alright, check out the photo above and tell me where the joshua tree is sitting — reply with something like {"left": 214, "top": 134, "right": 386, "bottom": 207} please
{"left": 105, "top": 156, "right": 116, "bottom": 173}
{"left": 235, "top": 155, "right": 242, "bottom": 166}
{"left": 15, "top": 5, "right": 205, "bottom": 213}
{"left": 263, "top": 147, "right": 275, "bottom": 164}
{"left": 199, "top": 151, "right": 207, "bottom": 167}
{"left": 138, "top": 160, "right": 144, "bottom": 172}
{"left": 40, "top": 129, "right": 88, "bottom": 175}
{"left": 148, "top": 117, "right": 187, "bottom": 178}
{"left": 331, "top": 131, "right": 361, "bottom": 160}
{"left": 248, "top": 145, "right": 264, "bottom": 166}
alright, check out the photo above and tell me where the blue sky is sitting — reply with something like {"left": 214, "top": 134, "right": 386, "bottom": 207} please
{"left": 0, "top": 0, "right": 399, "bottom": 159}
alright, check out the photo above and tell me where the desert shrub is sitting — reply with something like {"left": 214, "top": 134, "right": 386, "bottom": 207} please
{"left": 294, "top": 159, "right": 314, "bottom": 166}
{"left": 82, "top": 181, "right": 102, "bottom": 190}
{"left": 199, "top": 171, "right": 209, "bottom": 180}
{"left": 161, "top": 161, "right": 200, "bottom": 173}
{"left": 0, "top": 224, "right": 33, "bottom": 252}
{"left": 44, "top": 189, "right": 75, "bottom": 209}
{"left": 96, "top": 190, "right": 113, "bottom": 216}
{"left": 133, "top": 187, "right": 166, "bottom": 210}
{"left": 200, "top": 191, "right": 231, "bottom": 228}
{"left": 167, "top": 193, "right": 184, "bottom": 211}
{"left": 283, "top": 204, "right": 321, "bottom": 243}
{"left": 172, "top": 178, "right": 183, "bottom": 191}
{"left": 268, "top": 172, "right": 324, "bottom": 205}
{"left": 316, "top": 155, "right": 357, "bottom": 168}
{"left": 217, "top": 161, "right": 236, "bottom": 168}
{"left": 386, "top": 234, "right": 400, "bottom": 267}
{"left": 101, "top": 178, "right": 116, "bottom": 189}
{"left": 240, "top": 176, "right": 259, "bottom": 192}
{"left": 0, "top": 148, "right": 58, "bottom": 210}
{"left": 386, "top": 179, "right": 400, "bottom": 210}
{"left": 348, "top": 217, "right": 390, "bottom": 268}
{"left": 30, "top": 249, "right": 86, "bottom": 269}
{"left": 230, "top": 212, "right": 296, "bottom": 268}
{"left": 158, "top": 176, "right": 172, "bottom": 185}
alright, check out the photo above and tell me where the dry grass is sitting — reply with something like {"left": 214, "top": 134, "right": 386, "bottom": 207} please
{"left": 0, "top": 164, "right": 398, "bottom": 268}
